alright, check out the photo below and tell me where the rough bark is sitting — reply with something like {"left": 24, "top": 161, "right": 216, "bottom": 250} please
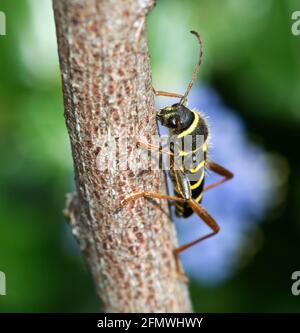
{"left": 53, "top": 0, "right": 192, "bottom": 313}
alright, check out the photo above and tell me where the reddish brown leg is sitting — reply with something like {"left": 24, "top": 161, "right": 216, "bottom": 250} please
{"left": 120, "top": 191, "right": 185, "bottom": 208}
{"left": 135, "top": 140, "right": 174, "bottom": 156}
{"left": 204, "top": 160, "right": 234, "bottom": 192}
{"left": 152, "top": 86, "right": 184, "bottom": 99}
{"left": 173, "top": 199, "right": 220, "bottom": 277}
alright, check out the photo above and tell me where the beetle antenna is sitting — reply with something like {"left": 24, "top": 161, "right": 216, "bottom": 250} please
{"left": 180, "top": 30, "right": 203, "bottom": 104}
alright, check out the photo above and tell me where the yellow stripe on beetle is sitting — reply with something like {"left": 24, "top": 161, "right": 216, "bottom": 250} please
{"left": 175, "top": 203, "right": 184, "bottom": 211}
{"left": 179, "top": 145, "right": 202, "bottom": 157}
{"left": 178, "top": 141, "right": 208, "bottom": 157}
{"left": 190, "top": 170, "right": 205, "bottom": 190}
{"left": 190, "top": 160, "right": 205, "bottom": 173}
{"left": 195, "top": 192, "right": 203, "bottom": 202}
{"left": 177, "top": 111, "right": 199, "bottom": 138}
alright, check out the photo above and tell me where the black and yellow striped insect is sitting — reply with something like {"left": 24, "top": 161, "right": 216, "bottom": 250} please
{"left": 121, "top": 31, "right": 233, "bottom": 279}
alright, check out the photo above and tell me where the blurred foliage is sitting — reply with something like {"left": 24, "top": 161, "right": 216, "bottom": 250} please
{"left": 0, "top": 0, "right": 98, "bottom": 312}
{"left": 0, "top": 0, "right": 300, "bottom": 312}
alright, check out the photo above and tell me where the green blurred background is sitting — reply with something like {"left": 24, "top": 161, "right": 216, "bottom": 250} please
{"left": 0, "top": 0, "right": 299, "bottom": 312}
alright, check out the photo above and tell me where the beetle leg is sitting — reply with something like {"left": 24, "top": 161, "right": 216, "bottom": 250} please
{"left": 173, "top": 199, "right": 220, "bottom": 274}
{"left": 204, "top": 160, "right": 234, "bottom": 191}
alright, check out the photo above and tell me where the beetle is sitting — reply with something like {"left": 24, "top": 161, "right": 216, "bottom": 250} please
{"left": 121, "top": 31, "right": 234, "bottom": 280}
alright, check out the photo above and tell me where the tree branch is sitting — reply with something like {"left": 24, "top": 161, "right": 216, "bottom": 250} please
{"left": 53, "top": 0, "right": 192, "bottom": 313}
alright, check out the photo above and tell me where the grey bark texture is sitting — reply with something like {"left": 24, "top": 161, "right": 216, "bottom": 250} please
{"left": 53, "top": 0, "right": 192, "bottom": 313}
